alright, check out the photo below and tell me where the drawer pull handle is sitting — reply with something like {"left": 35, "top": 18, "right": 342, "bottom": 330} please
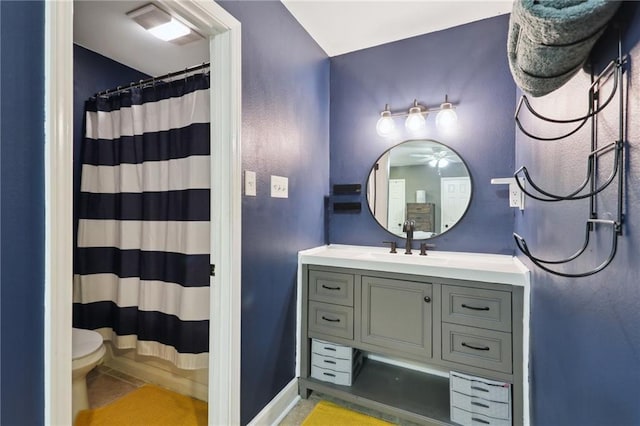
{"left": 471, "top": 401, "right": 490, "bottom": 409}
{"left": 424, "top": 296, "right": 431, "bottom": 303}
{"left": 321, "top": 284, "right": 341, "bottom": 291}
{"left": 470, "top": 385, "right": 489, "bottom": 393}
{"left": 324, "top": 346, "right": 336, "bottom": 351}
{"left": 462, "top": 342, "right": 491, "bottom": 351}
{"left": 323, "top": 372, "right": 336, "bottom": 377}
{"left": 462, "top": 303, "right": 490, "bottom": 311}
{"left": 324, "top": 360, "right": 336, "bottom": 364}
{"left": 471, "top": 417, "right": 490, "bottom": 425}
{"left": 321, "top": 316, "right": 340, "bottom": 323}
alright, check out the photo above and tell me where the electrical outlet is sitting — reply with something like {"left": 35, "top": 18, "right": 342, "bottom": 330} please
{"left": 509, "top": 178, "right": 525, "bottom": 210}
{"left": 271, "top": 175, "right": 288, "bottom": 198}
{"left": 245, "top": 171, "right": 256, "bottom": 196}
{"left": 491, "top": 177, "right": 525, "bottom": 210}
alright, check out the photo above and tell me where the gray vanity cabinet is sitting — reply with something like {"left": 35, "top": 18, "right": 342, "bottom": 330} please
{"left": 361, "top": 276, "right": 432, "bottom": 359}
{"left": 299, "top": 264, "right": 525, "bottom": 426}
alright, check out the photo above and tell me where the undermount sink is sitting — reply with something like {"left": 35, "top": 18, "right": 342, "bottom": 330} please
{"left": 298, "top": 244, "right": 529, "bottom": 286}
{"left": 356, "top": 250, "right": 452, "bottom": 265}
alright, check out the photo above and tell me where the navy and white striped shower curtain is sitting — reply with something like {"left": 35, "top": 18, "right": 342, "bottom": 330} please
{"left": 73, "top": 73, "right": 211, "bottom": 370}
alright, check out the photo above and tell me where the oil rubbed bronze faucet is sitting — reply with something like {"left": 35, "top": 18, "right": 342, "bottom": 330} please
{"left": 402, "top": 220, "right": 415, "bottom": 254}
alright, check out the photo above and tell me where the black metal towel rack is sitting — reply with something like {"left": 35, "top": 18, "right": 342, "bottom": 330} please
{"left": 512, "top": 35, "right": 626, "bottom": 278}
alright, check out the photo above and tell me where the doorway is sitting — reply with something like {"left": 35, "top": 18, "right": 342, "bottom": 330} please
{"left": 44, "top": 1, "right": 242, "bottom": 424}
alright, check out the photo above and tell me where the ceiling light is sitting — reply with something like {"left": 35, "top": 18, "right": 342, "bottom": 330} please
{"left": 148, "top": 18, "right": 191, "bottom": 41}
{"left": 127, "top": 3, "right": 192, "bottom": 42}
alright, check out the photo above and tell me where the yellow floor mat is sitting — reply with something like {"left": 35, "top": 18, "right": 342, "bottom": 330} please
{"left": 302, "top": 400, "right": 394, "bottom": 426}
{"left": 75, "top": 384, "right": 207, "bottom": 426}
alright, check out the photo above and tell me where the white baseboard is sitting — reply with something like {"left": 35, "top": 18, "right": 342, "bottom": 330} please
{"left": 248, "top": 378, "right": 300, "bottom": 426}
{"left": 103, "top": 343, "right": 208, "bottom": 401}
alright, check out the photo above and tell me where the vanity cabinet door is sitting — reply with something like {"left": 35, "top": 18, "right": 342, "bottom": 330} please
{"left": 361, "top": 276, "right": 432, "bottom": 358}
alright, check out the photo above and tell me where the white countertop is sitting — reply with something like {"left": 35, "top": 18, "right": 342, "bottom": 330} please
{"left": 298, "top": 244, "right": 530, "bottom": 286}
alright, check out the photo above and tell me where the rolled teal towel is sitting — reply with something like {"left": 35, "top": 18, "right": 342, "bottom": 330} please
{"left": 508, "top": 0, "right": 620, "bottom": 97}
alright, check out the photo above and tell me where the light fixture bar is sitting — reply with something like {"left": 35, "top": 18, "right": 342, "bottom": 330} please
{"left": 376, "top": 96, "right": 458, "bottom": 137}
{"left": 382, "top": 99, "right": 457, "bottom": 118}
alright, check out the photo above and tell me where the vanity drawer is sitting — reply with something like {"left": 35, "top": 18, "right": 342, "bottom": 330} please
{"left": 311, "top": 352, "right": 363, "bottom": 386}
{"left": 451, "top": 407, "right": 511, "bottom": 426}
{"left": 442, "top": 323, "right": 512, "bottom": 373}
{"left": 450, "top": 371, "right": 511, "bottom": 403}
{"left": 312, "top": 352, "right": 354, "bottom": 371}
{"left": 309, "top": 270, "right": 354, "bottom": 307}
{"left": 451, "top": 391, "right": 511, "bottom": 420}
{"left": 312, "top": 339, "right": 356, "bottom": 359}
{"left": 442, "top": 285, "right": 512, "bottom": 332}
{"left": 309, "top": 301, "right": 354, "bottom": 340}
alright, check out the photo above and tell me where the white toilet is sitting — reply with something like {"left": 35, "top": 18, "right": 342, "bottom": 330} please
{"left": 72, "top": 327, "right": 106, "bottom": 420}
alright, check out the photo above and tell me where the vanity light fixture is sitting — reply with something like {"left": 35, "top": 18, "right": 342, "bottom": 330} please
{"left": 435, "top": 95, "right": 458, "bottom": 130}
{"left": 376, "top": 104, "right": 396, "bottom": 137}
{"left": 376, "top": 96, "right": 458, "bottom": 137}
{"left": 405, "top": 100, "right": 427, "bottom": 133}
{"left": 127, "top": 3, "right": 202, "bottom": 44}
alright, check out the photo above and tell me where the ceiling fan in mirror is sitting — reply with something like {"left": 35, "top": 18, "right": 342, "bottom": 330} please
{"left": 409, "top": 149, "right": 461, "bottom": 168}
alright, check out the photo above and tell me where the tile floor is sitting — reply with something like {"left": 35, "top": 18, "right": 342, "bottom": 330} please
{"left": 86, "top": 365, "right": 146, "bottom": 408}
{"left": 87, "top": 367, "right": 417, "bottom": 425}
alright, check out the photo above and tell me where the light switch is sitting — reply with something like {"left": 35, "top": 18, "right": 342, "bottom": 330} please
{"left": 271, "top": 175, "right": 288, "bottom": 198}
{"left": 245, "top": 171, "right": 256, "bottom": 196}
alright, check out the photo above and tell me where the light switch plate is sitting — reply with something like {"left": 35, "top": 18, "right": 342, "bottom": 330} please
{"left": 245, "top": 171, "right": 256, "bottom": 196}
{"left": 271, "top": 175, "right": 288, "bottom": 198}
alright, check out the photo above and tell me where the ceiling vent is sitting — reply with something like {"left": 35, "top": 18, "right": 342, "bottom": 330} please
{"left": 126, "top": 3, "right": 203, "bottom": 45}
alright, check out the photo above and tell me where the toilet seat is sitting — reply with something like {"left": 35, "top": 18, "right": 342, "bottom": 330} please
{"left": 72, "top": 328, "right": 103, "bottom": 360}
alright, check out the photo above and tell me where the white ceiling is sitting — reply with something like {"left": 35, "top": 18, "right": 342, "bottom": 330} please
{"left": 282, "top": 0, "right": 513, "bottom": 57}
{"left": 74, "top": 0, "right": 209, "bottom": 77}
{"left": 74, "top": 1, "right": 512, "bottom": 77}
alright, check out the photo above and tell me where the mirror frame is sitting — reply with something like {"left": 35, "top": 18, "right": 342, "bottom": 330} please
{"left": 365, "top": 139, "right": 473, "bottom": 240}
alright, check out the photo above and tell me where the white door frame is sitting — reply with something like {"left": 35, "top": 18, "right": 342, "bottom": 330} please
{"left": 44, "top": 2, "right": 242, "bottom": 425}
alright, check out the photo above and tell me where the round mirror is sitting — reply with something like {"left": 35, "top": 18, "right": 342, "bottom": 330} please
{"left": 366, "top": 139, "right": 472, "bottom": 239}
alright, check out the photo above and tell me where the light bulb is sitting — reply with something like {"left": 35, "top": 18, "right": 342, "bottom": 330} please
{"left": 428, "top": 159, "right": 437, "bottom": 167}
{"left": 439, "top": 158, "right": 450, "bottom": 168}
{"left": 436, "top": 103, "right": 458, "bottom": 131}
{"left": 148, "top": 18, "right": 191, "bottom": 41}
{"left": 376, "top": 109, "right": 395, "bottom": 136}
{"left": 405, "top": 106, "right": 426, "bottom": 133}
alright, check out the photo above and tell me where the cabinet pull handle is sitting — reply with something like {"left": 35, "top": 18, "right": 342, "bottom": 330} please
{"left": 423, "top": 296, "right": 431, "bottom": 303}
{"left": 471, "top": 417, "right": 490, "bottom": 425}
{"left": 462, "top": 303, "right": 490, "bottom": 311}
{"left": 471, "top": 401, "right": 490, "bottom": 409}
{"left": 323, "top": 372, "right": 336, "bottom": 377}
{"left": 324, "top": 360, "right": 336, "bottom": 364}
{"left": 470, "top": 385, "right": 489, "bottom": 393}
{"left": 462, "top": 342, "right": 491, "bottom": 351}
{"left": 321, "top": 284, "right": 341, "bottom": 291}
{"left": 321, "top": 316, "right": 340, "bottom": 323}
{"left": 323, "top": 346, "right": 336, "bottom": 351}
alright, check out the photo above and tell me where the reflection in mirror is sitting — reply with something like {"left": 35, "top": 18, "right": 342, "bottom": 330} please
{"left": 366, "top": 139, "right": 472, "bottom": 239}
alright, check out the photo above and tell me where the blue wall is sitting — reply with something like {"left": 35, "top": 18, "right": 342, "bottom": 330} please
{"left": 217, "top": 2, "right": 330, "bottom": 424}
{"left": 514, "top": 4, "right": 640, "bottom": 425}
{"left": 0, "top": 1, "right": 45, "bottom": 424}
{"left": 72, "top": 44, "right": 149, "bottom": 265}
{"left": 329, "top": 15, "right": 516, "bottom": 254}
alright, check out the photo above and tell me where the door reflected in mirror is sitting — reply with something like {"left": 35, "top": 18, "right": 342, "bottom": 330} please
{"left": 366, "top": 139, "right": 472, "bottom": 239}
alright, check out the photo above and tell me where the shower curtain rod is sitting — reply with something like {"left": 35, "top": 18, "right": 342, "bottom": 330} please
{"left": 96, "top": 62, "right": 210, "bottom": 97}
